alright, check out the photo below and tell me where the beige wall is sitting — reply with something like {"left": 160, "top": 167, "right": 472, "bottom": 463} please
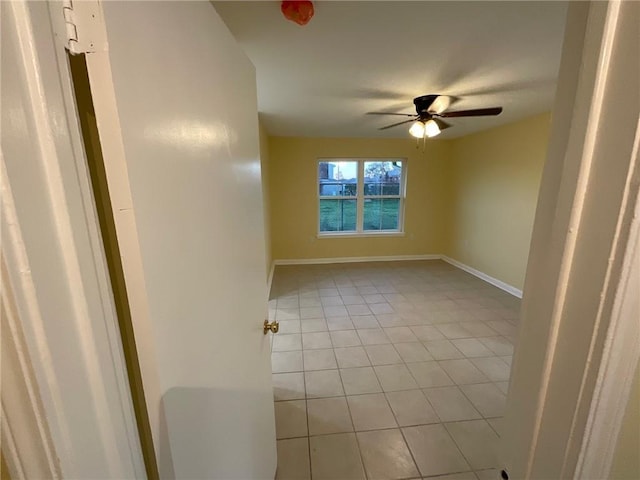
{"left": 259, "top": 120, "right": 272, "bottom": 278}
{"left": 610, "top": 362, "right": 640, "bottom": 479}
{"left": 446, "top": 113, "right": 551, "bottom": 289}
{"left": 268, "top": 137, "right": 451, "bottom": 260}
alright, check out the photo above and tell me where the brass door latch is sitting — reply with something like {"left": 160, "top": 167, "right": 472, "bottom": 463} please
{"left": 263, "top": 320, "right": 279, "bottom": 334}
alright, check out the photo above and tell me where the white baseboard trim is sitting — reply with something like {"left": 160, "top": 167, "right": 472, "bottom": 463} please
{"left": 273, "top": 254, "right": 441, "bottom": 266}
{"left": 441, "top": 256, "right": 523, "bottom": 298}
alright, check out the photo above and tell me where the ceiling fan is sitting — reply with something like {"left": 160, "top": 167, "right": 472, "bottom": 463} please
{"left": 368, "top": 94, "right": 503, "bottom": 138}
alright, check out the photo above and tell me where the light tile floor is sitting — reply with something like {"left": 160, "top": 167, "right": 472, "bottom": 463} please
{"left": 269, "top": 260, "right": 519, "bottom": 480}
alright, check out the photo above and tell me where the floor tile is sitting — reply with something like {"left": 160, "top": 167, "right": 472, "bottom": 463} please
{"left": 478, "top": 336, "right": 514, "bottom": 356}
{"left": 276, "top": 438, "right": 310, "bottom": 480}
{"left": 475, "top": 468, "right": 500, "bottom": 480}
{"left": 347, "top": 393, "right": 397, "bottom": 431}
{"left": 495, "top": 381, "right": 509, "bottom": 395}
{"left": 487, "top": 418, "right": 503, "bottom": 437}
{"left": 436, "top": 323, "right": 475, "bottom": 339}
{"left": 410, "top": 325, "right": 446, "bottom": 341}
{"left": 351, "top": 315, "right": 380, "bottom": 329}
{"left": 305, "top": 370, "right": 344, "bottom": 398}
{"left": 338, "top": 287, "right": 359, "bottom": 296}
{"left": 346, "top": 304, "right": 373, "bottom": 316}
{"left": 459, "top": 322, "right": 499, "bottom": 337}
{"left": 451, "top": 338, "right": 495, "bottom": 358}
{"left": 383, "top": 326, "right": 419, "bottom": 343}
{"left": 342, "top": 295, "right": 365, "bottom": 305}
{"left": 365, "top": 344, "right": 402, "bottom": 365}
{"left": 307, "top": 397, "right": 353, "bottom": 435}
{"left": 340, "top": 367, "right": 382, "bottom": 395}
{"left": 461, "top": 383, "right": 507, "bottom": 418}
{"left": 310, "top": 433, "right": 365, "bottom": 480}
{"left": 357, "top": 429, "right": 420, "bottom": 480}
{"left": 423, "top": 386, "right": 482, "bottom": 422}
{"left": 434, "top": 473, "right": 478, "bottom": 480}
{"left": 275, "top": 400, "right": 308, "bottom": 439}
{"left": 402, "top": 424, "right": 470, "bottom": 477}
{"left": 300, "top": 319, "right": 328, "bottom": 333}
{"left": 273, "top": 372, "right": 305, "bottom": 400}
{"left": 324, "top": 305, "right": 349, "bottom": 317}
{"left": 445, "top": 420, "right": 499, "bottom": 470}
{"left": 369, "top": 303, "right": 394, "bottom": 315}
{"left": 334, "top": 346, "right": 371, "bottom": 368}
{"left": 278, "top": 320, "right": 302, "bottom": 334}
{"left": 300, "top": 306, "right": 324, "bottom": 319}
{"left": 386, "top": 389, "right": 439, "bottom": 426}
{"left": 330, "top": 330, "right": 362, "bottom": 347}
{"left": 394, "top": 342, "right": 434, "bottom": 362}
{"left": 321, "top": 296, "right": 344, "bottom": 306}
{"left": 470, "top": 357, "right": 512, "bottom": 382}
{"left": 439, "top": 359, "right": 490, "bottom": 385}
{"left": 326, "top": 317, "right": 355, "bottom": 331}
{"left": 272, "top": 351, "right": 304, "bottom": 373}
{"left": 300, "top": 297, "right": 322, "bottom": 308}
{"left": 302, "top": 332, "right": 333, "bottom": 350}
{"left": 318, "top": 288, "right": 340, "bottom": 297}
{"left": 276, "top": 308, "right": 301, "bottom": 321}
{"left": 357, "top": 286, "right": 379, "bottom": 295}
{"left": 273, "top": 334, "right": 303, "bottom": 352}
{"left": 374, "top": 364, "right": 419, "bottom": 391}
{"left": 407, "top": 361, "right": 454, "bottom": 388}
{"left": 423, "top": 339, "right": 465, "bottom": 360}
{"left": 376, "top": 313, "right": 404, "bottom": 327}
{"left": 303, "top": 349, "right": 337, "bottom": 371}
{"left": 357, "top": 328, "right": 390, "bottom": 345}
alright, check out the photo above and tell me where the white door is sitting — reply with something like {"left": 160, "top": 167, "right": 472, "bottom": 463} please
{"left": 81, "top": 2, "right": 276, "bottom": 478}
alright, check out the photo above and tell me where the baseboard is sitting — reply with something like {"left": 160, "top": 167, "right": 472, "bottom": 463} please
{"left": 441, "top": 255, "right": 523, "bottom": 298}
{"left": 272, "top": 254, "right": 441, "bottom": 266}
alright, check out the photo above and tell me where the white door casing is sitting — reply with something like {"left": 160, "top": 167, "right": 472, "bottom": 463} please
{"left": 82, "top": 2, "right": 276, "bottom": 478}
{"left": 1, "top": 0, "right": 145, "bottom": 477}
{"left": 501, "top": 1, "right": 640, "bottom": 479}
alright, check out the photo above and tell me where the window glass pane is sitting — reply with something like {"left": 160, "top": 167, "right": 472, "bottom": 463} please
{"left": 364, "top": 161, "right": 402, "bottom": 196}
{"left": 319, "top": 199, "right": 357, "bottom": 232}
{"left": 319, "top": 161, "right": 358, "bottom": 197}
{"left": 363, "top": 198, "right": 400, "bottom": 231}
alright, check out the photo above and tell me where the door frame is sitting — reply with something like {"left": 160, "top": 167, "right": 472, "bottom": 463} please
{"left": 501, "top": 1, "right": 639, "bottom": 478}
{"left": 2, "top": 0, "right": 146, "bottom": 476}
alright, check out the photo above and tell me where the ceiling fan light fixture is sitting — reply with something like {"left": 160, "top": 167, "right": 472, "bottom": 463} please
{"left": 409, "top": 121, "right": 425, "bottom": 138}
{"left": 424, "top": 119, "right": 441, "bottom": 138}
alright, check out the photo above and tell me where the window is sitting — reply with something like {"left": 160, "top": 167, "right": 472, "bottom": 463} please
{"left": 318, "top": 159, "right": 405, "bottom": 235}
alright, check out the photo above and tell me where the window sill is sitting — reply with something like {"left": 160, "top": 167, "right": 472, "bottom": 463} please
{"left": 317, "top": 232, "right": 405, "bottom": 239}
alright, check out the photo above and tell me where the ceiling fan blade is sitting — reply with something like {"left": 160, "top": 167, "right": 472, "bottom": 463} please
{"left": 379, "top": 118, "right": 416, "bottom": 130}
{"left": 427, "top": 95, "right": 454, "bottom": 114}
{"left": 437, "top": 107, "right": 503, "bottom": 118}
{"left": 367, "top": 112, "right": 416, "bottom": 117}
{"left": 432, "top": 118, "right": 452, "bottom": 130}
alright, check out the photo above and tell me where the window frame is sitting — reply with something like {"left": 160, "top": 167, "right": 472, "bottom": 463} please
{"left": 317, "top": 158, "right": 407, "bottom": 237}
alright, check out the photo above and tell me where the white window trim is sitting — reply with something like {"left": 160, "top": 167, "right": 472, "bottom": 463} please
{"left": 317, "top": 158, "right": 407, "bottom": 237}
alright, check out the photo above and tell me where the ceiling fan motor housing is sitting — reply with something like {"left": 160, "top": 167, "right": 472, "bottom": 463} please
{"left": 413, "top": 94, "right": 440, "bottom": 115}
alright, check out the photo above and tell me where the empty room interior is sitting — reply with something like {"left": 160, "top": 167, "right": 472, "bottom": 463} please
{"left": 2, "top": 1, "right": 638, "bottom": 479}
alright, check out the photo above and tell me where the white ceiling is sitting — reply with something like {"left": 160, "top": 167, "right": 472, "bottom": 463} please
{"left": 213, "top": 1, "right": 568, "bottom": 139}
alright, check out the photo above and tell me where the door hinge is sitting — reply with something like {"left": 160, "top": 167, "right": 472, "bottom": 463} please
{"left": 62, "top": 0, "right": 107, "bottom": 55}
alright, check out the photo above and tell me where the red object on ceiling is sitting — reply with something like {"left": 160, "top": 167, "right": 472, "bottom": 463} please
{"left": 281, "top": 1, "right": 314, "bottom": 26}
